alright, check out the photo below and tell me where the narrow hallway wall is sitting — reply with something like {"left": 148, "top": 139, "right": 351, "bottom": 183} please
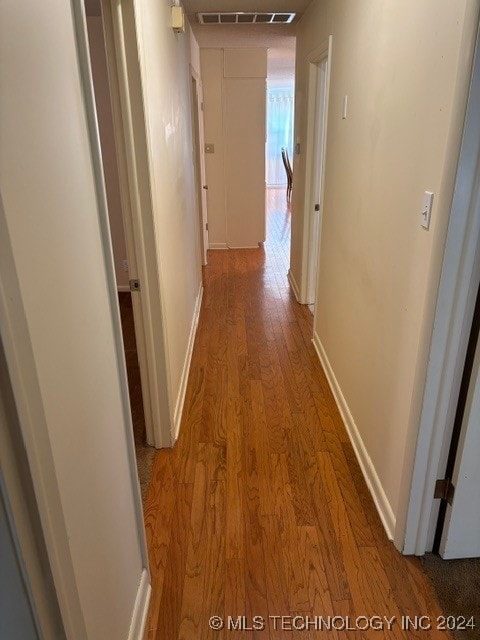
{"left": 291, "top": 0, "right": 480, "bottom": 540}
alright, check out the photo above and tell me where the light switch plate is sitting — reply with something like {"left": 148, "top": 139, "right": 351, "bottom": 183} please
{"left": 422, "top": 191, "right": 434, "bottom": 230}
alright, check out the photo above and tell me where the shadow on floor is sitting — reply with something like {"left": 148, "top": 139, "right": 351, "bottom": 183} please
{"left": 118, "top": 292, "right": 155, "bottom": 500}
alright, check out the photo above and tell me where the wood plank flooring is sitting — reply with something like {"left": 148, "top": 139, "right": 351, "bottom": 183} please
{"left": 144, "top": 188, "right": 450, "bottom": 639}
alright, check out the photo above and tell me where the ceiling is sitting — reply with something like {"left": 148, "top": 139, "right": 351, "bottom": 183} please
{"left": 85, "top": 0, "right": 309, "bottom": 22}
{"left": 83, "top": 0, "right": 297, "bottom": 87}
{"left": 182, "top": 0, "right": 311, "bottom": 23}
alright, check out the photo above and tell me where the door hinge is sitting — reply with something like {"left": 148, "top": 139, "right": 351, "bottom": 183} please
{"left": 201, "top": 101, "right": 204, "bottom": 111}
{"left": 129, "top": 279, "right": 141, "bottom": 292}
{"left": 205, "top": 222, "right": 209, "bottom": 231}
{"left": 434, "top": 478, "right": 455, "bottom": 505}
{"left": 314, "top": 204, "right": 320, "bottom": 212}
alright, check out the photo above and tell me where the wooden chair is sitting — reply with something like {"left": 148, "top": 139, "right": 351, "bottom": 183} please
{"left": 281, "top": 147, "right": 293, "bottom": 201}
{"left": 285, "top": 147, "right": 293, "bottom": 190}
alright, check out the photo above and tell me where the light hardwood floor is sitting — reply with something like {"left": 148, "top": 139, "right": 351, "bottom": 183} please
{"left": 144, "top": 188, "right": 449, "bottom": 639}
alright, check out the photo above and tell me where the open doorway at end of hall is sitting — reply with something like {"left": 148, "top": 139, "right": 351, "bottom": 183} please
{"left": 84, "top": 2, "right": 154, "bottom": 498}
{"left": 266, "top": 44, "right": 295, "bottom": 272}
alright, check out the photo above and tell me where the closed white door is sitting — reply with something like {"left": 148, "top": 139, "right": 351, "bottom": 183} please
{"left": 440, "top": 336, "right": 480, "bottom": 559}
{"left": 191, "top": 76, "right": 209, "bottom": 265}
{"left": 307, "top": 57, "right": 328, "bottom": 309}
{"left": 197, "top": 82, "right": 210, "bottom": 264}
{"left": 224, "top": 76, "right": 266, "bottom": 248}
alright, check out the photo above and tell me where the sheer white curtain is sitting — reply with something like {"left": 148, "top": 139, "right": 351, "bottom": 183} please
{"left": 266, "top": 87, "right": 295, "bottom": 186}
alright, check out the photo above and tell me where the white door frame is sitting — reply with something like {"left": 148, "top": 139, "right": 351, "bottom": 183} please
{"left": 100, "top": 0, "right": 172, "bottom": 448}
{"left": 299, "top": 37, "right": 332, "bottom": 305}
{"left": 401, "top": 24, "right": 480, "bottom": 555}
{"left": 190, "top": 67, "right": 209, "bottom": 266}
{"left": 0, "top": 304, "right": 66, "bottom": 639}
{"left": 73, "top": 0, "right": 151, "bottom": 558}
{"left": 0, "top": 2, "right": 153, "bottom": 635}
{"left": 0, "top": 201, "right": 88, "bottom": 639}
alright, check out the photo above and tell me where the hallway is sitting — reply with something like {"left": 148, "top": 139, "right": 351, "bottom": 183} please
{"left": 144, "top": 189, "right": 449, "bottom": 639}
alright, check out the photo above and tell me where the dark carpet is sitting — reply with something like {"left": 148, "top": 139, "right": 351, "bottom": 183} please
{"left": 422, "top": 553, "right": 480, "bottom": 640}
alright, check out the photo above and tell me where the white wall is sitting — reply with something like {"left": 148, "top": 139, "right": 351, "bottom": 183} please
{"left": 201, "top": 48, "right": 267, "bottom": 248}
{"left": 87, "top": 16, "right": 129, "bottom": 290}
{"left": 0, "top": 1, "right": 147, "bottom": 637}
{"left": 132, "top": 1, "right": 204, "bottom": 436}
{"left": 291, "top": 0, "right": 479, "bottom": 539}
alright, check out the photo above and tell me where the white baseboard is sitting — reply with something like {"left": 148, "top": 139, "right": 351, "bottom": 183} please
{"left": 117, "top": 285, "right": 130, "bottom": 293}
{"left": 127, "top": 569, "right": 151, "bottom": 640}
{"left": 172, "top": 283, "right": 203, "bottom": 442}
{"left": 312, "top": 331, "right": 396, "bottom": 540}
{"left": 287, "top": 269, "right": 301, "bottom": 303}
{"left": 228, "top": 245, "right": 261, "bottom": 249}
{"left": 208, "top": 243, "right": 262, "bottom": 250}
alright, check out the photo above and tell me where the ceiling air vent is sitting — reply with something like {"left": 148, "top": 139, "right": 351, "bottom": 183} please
{"left": 197, "top": 12, "right": 295, "bottom": 25}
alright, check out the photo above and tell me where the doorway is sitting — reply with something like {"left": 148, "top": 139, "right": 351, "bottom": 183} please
{"left": 305, "top": 52, "right": 329, "bottom": 313}
{"left": 402, "top": 21, "right": 480, "bottom": 558}
{"left": 433, "top": 280, "right": 480, "bottom": 559}
{"left": 266, "top": 43, "right": 296, "bottom": 249}
{"left": 84, "top": 1, "right": 155, "bottom": 494}
{"left": 421, "top": 285, "right": 480, "bottom": 636}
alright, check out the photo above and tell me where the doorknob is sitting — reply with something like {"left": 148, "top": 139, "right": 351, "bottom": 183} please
{"left": 203, "top": 185, "right": 208, "bottom": 190}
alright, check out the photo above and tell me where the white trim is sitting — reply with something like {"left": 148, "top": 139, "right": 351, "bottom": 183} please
{"left": 101, "top": 0, "right": 158, "bottom": 447}
{"left": 402, "top": 22, "right": 480, "bottom": 555}
{"left": 74, "top": 0, "right": 150, "bottom": 568}
{"left": 287, "top": 269, "right": 301, "bottom": 303}
{"left": 105, "top": 0, "right": 173, "bottom": 448}
{"left": 312, "top": 331, "right": 396, "bottom": 540}
{"left": 0, "top": 236, "right": 87, "bottom": 638}
{"left": 209, "top": 243, "right": 228, "bottom": 249}
{"left": 172, "top": 284, "right": 203, "bottom": 442}
{"left": 127, "top": 569, "right": 151, "bottom": 640}
{"left": 0, "top": 338, "right": 64, "bottom": 637}
{"left": 117, "top": 285, "right": 130, "bottom": 292}
{"left": 228, "top": 245, "right": 262, "bottom": 249}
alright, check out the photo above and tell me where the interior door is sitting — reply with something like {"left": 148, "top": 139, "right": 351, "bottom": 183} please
{"left": 440, "top": 336, "right": 480, "bottom": 559}
{"left": 196, "top": 81, "right": 209, "bottom": 264}
{"left": 104, "top": 0, "right": 171, "bottom": 447}
{"left": 224, "top": 69, "right": 267, "bottom": 248}
{"left": 191, "top": 76, "right": 209, "bottom": 265}
{"left": 307, "top": 57, "right": 328, "bottom": 308}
